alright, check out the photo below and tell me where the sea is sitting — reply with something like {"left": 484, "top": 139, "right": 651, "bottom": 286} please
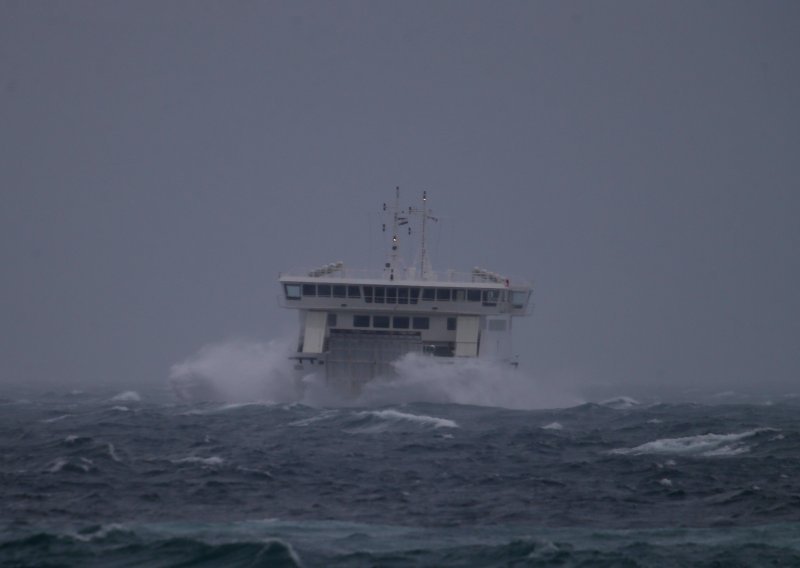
{"left": 2, "top": 367, "right": 800, "bottom": 567}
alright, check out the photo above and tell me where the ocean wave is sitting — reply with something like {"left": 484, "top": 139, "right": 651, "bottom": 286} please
{"left": 345, "top": 409, "right": 458, "bottom": 433}
{"left": 172, "top": 456, "right": 225, "bottom": 467}
{"left": 45, "top": 457, "right": 97, "bottom": 474}
{"left": 610, "top": 429, "right": 775, "bottom": 457}
{"left": 599, "top": 396, "right": 642, "bottom": 409}
{"left": 111, "top": 391, "right": 141, "bottom": 402}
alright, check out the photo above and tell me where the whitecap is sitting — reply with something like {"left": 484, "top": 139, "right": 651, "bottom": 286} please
{"left": 111, "top": 391, "right": 141, "bottom": 402}
{"left": 610, "top": 429, "right": 774, "bottom": 457}
{"left": 173, "top": 456, "right": 225, "bottom": 466}
{"left": 111, "top": 406, "right": 130, "bottom": 412}
{"left": 541, "top": 422, "right": 563, "bottom": 430}
{"left": 47, "top": 458, "right": 69, "bottom": 473}
{"left": 357, "top": 409, "right": 458, "bottom": 429}
{"left": 107, "top": 443, "right": 122, "bottom": 462}
{"left": 288, "top": 410, "right": 339, "bottom": 427}
{"left": 658, "top": 478, "right": 673, "bottom": 487}
{"left": 41, "top": 414, "right": 71, "bottom": 423}
{"left": 599, "top": 396, "right": 641, "bottom": 409}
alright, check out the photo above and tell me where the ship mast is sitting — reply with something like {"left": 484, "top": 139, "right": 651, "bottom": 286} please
{"left": 382, "top": 186, "right": 408, "bottom": 281}
{"left": 409, "top": 191, "right": 438, "bottom": 280}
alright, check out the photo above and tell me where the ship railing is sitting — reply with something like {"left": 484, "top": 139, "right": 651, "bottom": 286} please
{"left": 279, "top": 266, "right": 532, "bottom": 288}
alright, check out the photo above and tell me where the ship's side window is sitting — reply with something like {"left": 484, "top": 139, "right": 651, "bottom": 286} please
{"left": 353, "top": 315, "right": 370, "bottom": 327}
{"left": 467, "top": 289, "right": 481, "bottom": 302}
{"left": 374, "top": 287, "right": 385, "bottom": 304}
{"left": 453, "top": 289, "right": 465, "bottom": 302}
{"left": 332, "top": 285, "right": 346, "bottom": 298}
{"left": 409, "top": 288, "right": 420, "bottom": 304}
{"left": 373, "top": 315, "right": 390, "bottom": 328}
{"left": 348, "top": 286, "right": 361, "bottom": 299}
{"left": 483, "top": 290, "right": 499, "bottom": 306}
{"left": 363, "top": 286, "right": 373, "bottom": 303}
{"left": 327, "top": 314, "right": 338, "bottom": 327}
{"left": 386, "top": 287, "right": 397, "bottom": 304}
{"left": 285, "top": 284, "right": 301, "bottom": 300}
{"left": 393, "top": 316, "right": 410, "bottom": 329}
{"left": 302, "top": 284, "right": 316, "bottom": 297}
{"left": 317, "top": 284, "right": 331, "bottom": 297}
{"left": 412, "top": 317, "right": 430, "bottom": 330}
{"left": 447, "top": 317, "right": 456, "bottom": 331}
{"left": 422, "top": 288, "right": 435, "bottom": 301}
{"left": 436, "top": 288, "right": 450, "bottom": 301}
{"left": 511, "top": 290, "right": 527, "bottom": 308}
{"left": 398, "top": 288, "right": 409, "bottom": 305}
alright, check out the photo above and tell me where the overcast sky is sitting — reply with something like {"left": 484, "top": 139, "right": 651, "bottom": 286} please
{"left": 1, "top": 1, "right": 798, "bottom": 398}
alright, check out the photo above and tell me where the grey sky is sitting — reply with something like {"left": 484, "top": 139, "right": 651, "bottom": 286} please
{"left": 1, "top": 1, "right": 798, "bottom": 396}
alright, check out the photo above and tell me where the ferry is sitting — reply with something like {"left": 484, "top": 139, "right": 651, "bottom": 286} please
{"left": 279, "top": 188, "right": 533, "bottom": 392}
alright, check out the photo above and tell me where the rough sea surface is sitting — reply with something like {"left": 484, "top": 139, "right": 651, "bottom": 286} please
{"left": 2, "top": 387, "right": 800, "bottom": 567}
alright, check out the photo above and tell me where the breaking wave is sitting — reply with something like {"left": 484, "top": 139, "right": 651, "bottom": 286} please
{"left": 610, "top": 429, "right": 775, "bottom": 457}
{"left": 170, "top": 341, "right": 581, "bottom": 410}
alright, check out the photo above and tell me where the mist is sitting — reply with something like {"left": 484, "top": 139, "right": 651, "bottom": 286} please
{"left": 1, "top": 2, "right": 798, "bottom": 401}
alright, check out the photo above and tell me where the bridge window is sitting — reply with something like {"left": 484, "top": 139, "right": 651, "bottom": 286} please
{"left": 422, "top": 288, "right": 435, "bottom": 301}
{"left": 302, "top": 284, "right": 316, "bottom": 296}
{"left": 374, "top": 287, "right": 385, "bottom": 304}
{"left": 363, "top": 286, "right": 373, "bottom": 303}
{"left": 410, "top": 288, "right": 420, "bottom": 304}
{"left": 467, "top": 289, "right": 481, "bottom": 302}
{"left": 483, "top": 290, "right": 499, "bottom": 306}
{"left": 353, "top": 315, "right": 370, "bottom": 328}
{"left": 386, "top": 287, "right": 397, "bottom": 304}
{"left": 347, "top": 286, "right": 361, "bottom": 298}
{"left": 436, "top": 288, "right": 450, "bottom": 301}
{"left": 333, "top": 285, "right": 346, "bottom": 298}
{"left": 398, "top": 288, "right": 408, "bottom": 304}
{"left": 511, "top": 291, "right": 528, "bottom": 308}
{"left": 453, "top": 289, "right": 465, "bottom": 301}
{"left": 317, "top": 284, "right": 331, "bottom": 297}
{"left": 284, "top": 284, "right": 301, "bottom": 300}
{"left": 393, "top": 316, "right": 410, "bottom": 329}
{"left": 373, "top": 315, "right": 390, "bottom": 328}
{"left": 412, "top": 317, "right": 430, "bottom": 330}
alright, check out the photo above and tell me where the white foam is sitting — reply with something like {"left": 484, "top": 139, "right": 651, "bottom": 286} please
{"left": 611, "top": 429, "right": 773, "bottom": 457}
{"left": 173, "top": 456, "right": 225, "bottom": 466}
{"left": 41, "top": 414, "right": 71, "bottom": 423}
{"left": 354, "top": 353, "right": 581, "bottom": 410}
{"left": 658, "top": 478, "right": 673, "bottom": 487}
{"left": 111, "top": 391, "right": 141, "bottom": 402}
{"left": 47, "top": 457, "right": 68, "bottom": 473}
{"left": 356, "top": 409, "right": 458, "bottom": 428}
{"left": 107, "top": 443, "right": 122, "bottom": 462}
{"left": 541, "top": 422, "right": 563, "bottom": 430}
{"left": 599, "top": 396, "right": 641, "bottom": 409}
{"left": 288, "top": 410, "right": 340, "bottom": 427}
{"left": 71, "top": 523, "right": 126, "bottom": 542}
{"left": 170, "top": 338, "right": 298, "bottom": 403}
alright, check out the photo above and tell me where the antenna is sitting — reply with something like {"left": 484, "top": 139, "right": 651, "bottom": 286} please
{"left": 382, "top": 186, "right": 408, "bottom": 280}
{"left": 409, "top": 190, "right": 438, "bottom": 280}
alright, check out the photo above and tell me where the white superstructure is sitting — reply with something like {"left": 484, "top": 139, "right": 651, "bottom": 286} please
{"left": 279, "top": 188, "right": 533, "bottom": 391}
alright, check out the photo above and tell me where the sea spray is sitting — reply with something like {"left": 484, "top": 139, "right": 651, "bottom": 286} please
{"left": 357, "top": 353, "right": 581, "bottom": 409}
{"left": 169, "top": 338, "right": 298, "bottom": 403}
